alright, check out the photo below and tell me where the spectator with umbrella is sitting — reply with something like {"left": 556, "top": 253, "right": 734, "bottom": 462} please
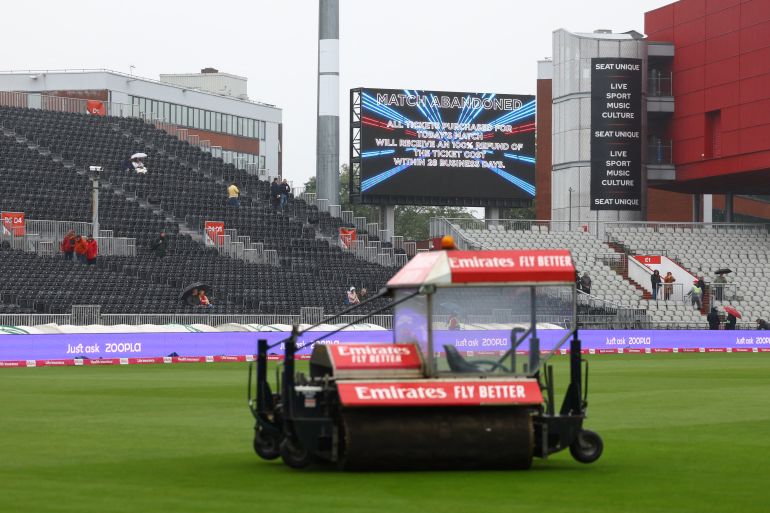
{"left": 707, "top": 307, "right": 721, "bottom": 330}
{"left": 724, "top": 306, "right": 740, "bottom": 330}
{"left": 121, "top": 152, "right": 148, "bottom": 174}
{"left": 714, "top": 269, "right": 730, "bottom": 301}
{"left": 181, "top": 283, "right": 211, "bottom": 307}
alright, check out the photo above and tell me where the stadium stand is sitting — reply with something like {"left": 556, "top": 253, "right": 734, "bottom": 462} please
{"left": 606, "top": 225, "right": 770, "bottom": 328}
{"left": 438, "top": 219, "right": 745, "bottom": 328}
{"left": 0, "top": 106, "right": 394, "bottom": 316}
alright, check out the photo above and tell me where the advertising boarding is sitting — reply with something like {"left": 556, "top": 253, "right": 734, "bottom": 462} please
{"left": 590, "top": 58, "right": 643, "bottom": 210}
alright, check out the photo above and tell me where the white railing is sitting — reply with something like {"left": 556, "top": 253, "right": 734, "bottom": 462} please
{"left": 0, "top": 219, "right": 136, "bottom": 257}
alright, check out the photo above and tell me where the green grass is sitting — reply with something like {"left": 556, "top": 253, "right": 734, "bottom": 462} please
{"left": 1, "top": 354, "right": 769, "bottom": 513}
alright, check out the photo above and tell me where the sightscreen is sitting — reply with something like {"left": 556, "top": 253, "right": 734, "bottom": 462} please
{"left": 352, "top": 88, "right": 536, "bottom": 207}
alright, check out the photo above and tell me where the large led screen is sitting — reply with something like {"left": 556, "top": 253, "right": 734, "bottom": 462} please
{"left": 353, "top": 88, "right": 536, "bottom": 206}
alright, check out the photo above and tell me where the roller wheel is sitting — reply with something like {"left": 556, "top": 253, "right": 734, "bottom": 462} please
{"left": 279, "top": 438, "right": 313, "bottom": 469}
{"left": 253, "top": 429, "right": 281, "bottom": 460}
{"left": 569, "top": 430, "right": 603, "bottom": 464}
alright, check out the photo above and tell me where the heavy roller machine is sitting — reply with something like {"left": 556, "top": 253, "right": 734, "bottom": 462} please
{"left": 248, "top": 247, "right": 603, "bottom": 470}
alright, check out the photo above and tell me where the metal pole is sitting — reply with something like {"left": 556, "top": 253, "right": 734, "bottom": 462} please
{"left": 91, "top": 177, "right": 100, "bottom": 237}
{"left": 568, "top": 187, "right": 574, "bottom": 231}
{"left": 316, "top": 0, "right": 340, "bottom": 204}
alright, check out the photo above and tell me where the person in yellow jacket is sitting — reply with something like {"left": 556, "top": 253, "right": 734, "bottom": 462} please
{"left": 227, "top": 183, "right": 240, "bottom": 207}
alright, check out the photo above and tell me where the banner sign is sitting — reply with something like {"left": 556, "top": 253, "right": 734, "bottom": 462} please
{"left": 1, "top": 211, "right": 25, "bottom": 236}
{"left": 1, "top": 330, "right": 769, "bottom": 366}
{"left": 204, "top": 221, "right": 224, "bottom": 246}
{"left": 590, "top": 58, "right": 643, "bottom": 211}
{"left": 633, "top": 255, "right": 662, "bottom": 265}
{"left": 86, "top": 100, "right": 106, "bottom": 116}
{"left": 327, "top": 344, "right": 421, "bottom": 370}
{"left": 339, "top": 227, "right": 357, "bottom": 249}
{"left": 337, "top": 379, "right": 543, "bottom": 406}
{"left": 354, "top": 87, "right": 535, "bottom": 207}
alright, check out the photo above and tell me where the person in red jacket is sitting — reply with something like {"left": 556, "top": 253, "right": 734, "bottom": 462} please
{"left": 85, "top": 235, "right": 98, "bottom": 265}
{"left": 74, "top": 236, "right": 88, "bottom": 264}
{"left": 60, "top": 230, "right": 76, "bottom": 260}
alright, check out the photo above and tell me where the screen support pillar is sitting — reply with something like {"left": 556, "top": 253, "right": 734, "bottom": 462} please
{"left": 724, "top": 193, "right": 734, "bottom": 223}
{"left": 485, "top": 207, "right": 500, "bottom": 225}
{"left": 379, "top": 205, "right": 395, "bottom": 241}
{"left": 703, "top": 194, "right": 713, "bottom": 223}
{"left": 692, "top": 194, "right": 702, "bottom": 222}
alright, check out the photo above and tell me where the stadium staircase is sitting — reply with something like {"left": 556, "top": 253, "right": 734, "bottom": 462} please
{"left": 605, "top": 224, "right": 770, "bottom": 328}
{"left": 0, "top": 106, "right": 395, "bottom": 317}
{"left": 432, "top": 217, "right": 736, "bottom": 328}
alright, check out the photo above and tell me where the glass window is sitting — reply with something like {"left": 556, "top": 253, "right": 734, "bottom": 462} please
{"left": 194, "top": 109, "right": 200, "bottom": 128}
{"left": 163, "top": 102, "right": 169, "bottom": 122}
{"left": 261, "top": 121, "right": 266, "bottom": 140}
{"left": 226, "top": 115, "right": 232, "bottom": 134}
{"left": 236, "top": 117, "right": 242, "bottom": 136}
{"left": 215, "top": 112, "right": 221, "bottom": 132}
{"left": 181, "top": 107, "right": 188, "bottom": 126}
{"left": 205, "top": 111, "right": 211, "bottom": 131}
{"left": 260, "top": 156, "right": 265, "bottom": 169}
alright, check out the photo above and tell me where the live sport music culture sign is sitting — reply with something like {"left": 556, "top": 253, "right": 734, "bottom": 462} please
{"left": 354, "top": 88, "right": 536, "bottom": 206}
{"left": 590, "top": 58, "right": 643, "bottom": 210}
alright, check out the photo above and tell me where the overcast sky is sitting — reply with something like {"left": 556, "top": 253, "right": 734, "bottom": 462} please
{"left": 2, "top": 0, "right": 672, "bottom": 186}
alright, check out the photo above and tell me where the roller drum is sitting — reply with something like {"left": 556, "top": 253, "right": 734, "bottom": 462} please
{"left": 340, "top": 406, "right": 533, "bottom": 470}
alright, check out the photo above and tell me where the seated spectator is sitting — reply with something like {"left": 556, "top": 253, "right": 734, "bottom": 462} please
{"left": 198, "top": 290, "right": 212, "bottom": 309}
{"left": 227, "top": 183, "right": 240, "bottom": 207}
{"left": 151, "top": 232, "right": 168, "bottom": 258}
{"left": 85, "top": 236, "right": 98, "bottom": 265}
{"left": 347, "top": 287, "right": 360, "bottom": 305}
{"left": 725, "top": 313, "right": 737, "bottom": 330}
{"left": 60, "top": 230, "right": 76, "bottom": 260}
{"left": 448, "top": 315, "right": 460, "bottom": 330}
{"left": 74, "top": 235, "right": 88, "bottom": 264}
{"left": 757, "top": 319, "right": 770, "bottom": 330}
{"left": 580, "top": 272, "right": 592, "bottom": 295}
{"left": 185, "top": 288, "right": 200, "bottom": 307}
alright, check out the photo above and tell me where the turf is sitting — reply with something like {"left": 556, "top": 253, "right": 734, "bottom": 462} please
{"left": 1, "top": 354, "right": 769, "bottom": 513}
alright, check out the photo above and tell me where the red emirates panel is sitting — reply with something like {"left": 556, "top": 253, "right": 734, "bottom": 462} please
{"left": 674, "top": 17, "right": 706, "bottom": 47}
{"left": 740, "top": 0, "right": 770, "bottom": 27}
{"left": 674, "top": 0, "right": 706, "bottom": 24}
{"left": 672, "top": 114, "right": 705, "bottom": 139}
{"left": 739, "top": 99, "right": 770, "bottom": 129}
{"left": 676, "top": 42, "right": 706, "bottom": 71}
{"left": 704, "top": 32, "right": 739, "bottom": 63}
{"left": 720, "top": 105, "right": 740, "bottom": 131}
{"left": 705, "top": 0, "right": 741, "bottom": 15}
{"left": 328, "top": 344, "right": 422, "bottom": 370}
{"left": 739, "top": 47, "right": 770, "bottom": 80}
{"left": 676, "top": 90, "right": 705, "bottom": 117}
{"left": 705, "top": 5, "right": 740, "bottom": 37}
{"left": 721, "top": 130, "right": 740, "bottom": 155}
{"left": 739, "top": 124, "right": 770, "bottom": 154}
{"left": 338, "top": 380, "right": 543, "bottom": 407}
{"left": 739, "top": 21, "right": 770, "bottom": 52}
{"left": 704, "top": 82, "right": 740, "bottom": 111}
{"left": 739, "top": 73, "right": 770, "bottom": 104}
{"left": 704, "top": 56, "right": 739, "bottom": 88}
{"left": 675, "top": 137, "right": 706, "bottom": 164}
{"left": 673, "top": 68, "right": 704, "bottom": 96}
{"left": 447, "top": 250, "right": 575, "bottom": 284}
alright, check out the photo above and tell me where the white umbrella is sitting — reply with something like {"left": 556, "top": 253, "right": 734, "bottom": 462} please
{"left": 131, "top": 152, "right": 147, "bottom": 159}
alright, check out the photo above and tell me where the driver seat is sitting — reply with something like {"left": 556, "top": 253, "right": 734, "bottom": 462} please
{"left": 444, "top": 345, "right": 480, "bottom": 373}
